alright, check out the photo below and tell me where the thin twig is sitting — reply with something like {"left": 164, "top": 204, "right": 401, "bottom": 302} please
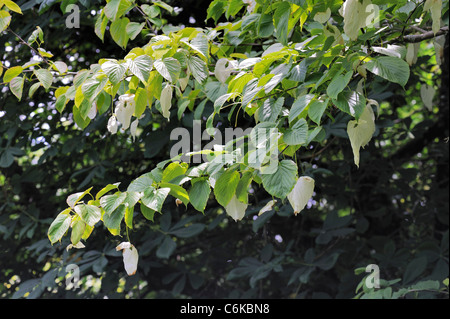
{"left": 7, "top": 28, "right": 51, "bottom": 66}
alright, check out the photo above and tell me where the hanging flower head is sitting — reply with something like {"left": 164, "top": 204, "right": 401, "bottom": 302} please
{"left": 107, "top": 115, "right": 118, "bottom": 134}
{"left": 287, "top": 176, "right": 315, "bottom": 215}
{"left": 107, "top": 94, "right": 140, "bottom": 136}
{"left": 116, "top": 242, "right": 139, "bottom": 276}
{"left": 115, "top": 94, "right": 135, "bottom": 130}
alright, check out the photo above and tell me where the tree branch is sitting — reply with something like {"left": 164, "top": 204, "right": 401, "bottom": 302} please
{"left": 400, "top": 26, "right": 449, "bottom": 43}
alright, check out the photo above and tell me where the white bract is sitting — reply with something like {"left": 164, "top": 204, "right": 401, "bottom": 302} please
{"left": 107, "top": 115, "right": 118, "bottom": 134}
{"left": 258, "top": 199, "right": 277, "bottom": 216}
{"left": 434, "top": 35, "right": 446, "bottom": 65}
{"left": 420, "top": 84, "right": 436, "bottom": 111}
{"left": 287, "top": 176, "right": 315, "bottom": 215}
{"left": 424, "top": 0, "right": 443, "bottom": 34}
{"left": 314, "top": 8, "right": 331, "bottom": 24}
{"left": 88, "top": 101, "right": 97, "bottom": 120}
{"left": 225, "top": 195, "right": 248, "bottom": 221}
{"left": 406, "top": 43, "right": 420, "bottom": 66}
{"left": 160, "top": 84, "right": 173, "bottom": 120}
{"left": 130, "top": 118, "right": 139, "bottom": 140}
{"left": 347, "top": 104, "right": 376, "bottom": 168}
{"left": 243, "top": 0, "right": 256, "bottom": 13}
{"left": 341, "top": 0, "right": 374, "bottom": 41}
{"left": 116, "top": 242, "right": 139, "bottom": 276}
{"left": 115, "top": 94, "right": 136, "bottom": 130}
{"left": 214, "top": 58, "right": 237, "bottom": 84}
{"left": 66, "top": 241, "right": 85, "bottom": 251}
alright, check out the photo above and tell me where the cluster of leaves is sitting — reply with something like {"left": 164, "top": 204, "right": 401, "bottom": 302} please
{"left": 1, "top": 0, "right": 449, "bottom": 299}
{"left": 47, "top": 0, "right": 404, "bottom": 237}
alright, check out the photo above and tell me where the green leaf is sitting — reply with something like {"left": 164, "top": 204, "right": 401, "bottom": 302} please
{"left": 308, "top": 99, "right": 328, "bottom": 125}
{"left": 261, "top": 160, "right": 298, "bottom": 199}
{"left": 189, "top": 179, "right": 210, "bottom": 212}
{"left": 101, "top": 60, "right": 127, "bottom": 85}
{"left": 214, "top": 169, "right": 240, "bottom": 207}
{"left": 134, "top": 87, "right": 148, "bottom": 117}
{"left": 96, "top": 90, "right": 111, "bottom": 115}
{"left": 188, "top": 55, "right": 208, "bottom": 84}
{"left": 141, "top": 187, "right": 170, "bottom": 212}
{"left": 48, "top": 209, "right": 72, "bottom": 244}
{"left": 100, "top": 192, "right": 127, "bottom": 215}
{"left": 152, "top": 0, "right": 174, "bottom": 14}
{"left": 3, "top": 0, "right": 22, "bottom": 13}
{"left": 53, "top": 61, "right": 68, "bottom": 74}
{"left": 95, "top": 183, "right": 121, "bottom": 200}
{"left": 289, "top": 94, "right": 314, "bottom": 123}
{"left": 3, "top": 65, "right": 23, "bottom": 83}
{"left": 0, "top": 149, "right": 14, "bottom": 167}
{"left": 66, "top": 187, "right": 93, "bottom": 208}
{"left": 78, "top": 98, "right": 92, "bottom": 120}
{"left": 410, "top": 280, "right": 440, "bottom": 291}
{"left": 0, "top": 148, "right": 22, "bottom": 169}
{"left": 73, "top": 69, "right": 90, "bottom": 88}
{"left": 284, "top": 118, "right": 308, "bottom": 145}
{"left": 141, "top": 4, "right": 160, "bottom": 18}
{"left": 187, "top": 33, "right": 209, "bottom": 59}
{"left": 263, "top": 73, "right": 284, "bottom": 94}
{"left": 327, "top": 71, "right": 353, "bottom": 100}
{"left": 161, "top": 162, "right": 188, "bottom": 183}
{"left": 94, "top": 13, "right": 108, "bottom": 41}
{"left": 9, "top": 76, "right": 24, "bottom": 101}
{"left": 257, "top": 97, "right": 283, "bottom": 123}
{"left": 226, "top": 0, "right": 244, "bottom": 17}
{"left": 70, "top": 216, "right": 86, "bottom": 245}
{"left": 126, "top": 22, "right": 145, "bottom": 40}
{"left": 127, "top": 54, "right": 153, "bottom": 84}
{"left": 0, "top": 10, "right": 12, "bottom": 33}
{"left": 123, "top": 191, "right": 141, "bottom": 208}
{"left": 74, "top": 204, "right": 101, "bottom": 227}
{"left": 206, "top": 0, "right": 226, "bottom": 23}
{"left": 103, "top": 204, "right": 125, "bottom": 232}
{"left": 273, "top": 1, "right": 291, "bottom": 46}
{"left": 403, "top": 256, "right": 428, "bottom": 285}
{"left": 235, "top": 171, "right": 253, "bottom": 204}
{"left": 169, "top": 223, "right": 205, "bottom": 238}
{"left": 364, "top": 56, "right": 410, "bottom": 87}
{"left": 81, "top": 77, "right": 107, "bottom": 101}
{"left": 333, "top": 90, "right": 366, "bottom": 119}
{"left": 154, "top": 57, "right": 181, "bottom": 83}
{"left": 110, "top": 17, "right": 130, "bottom": 48}
{"left": 73, "top": 104, "right": 91, "bottom": 129}
{"left": 159, "top": 182, "right": 190, "bottom": 206}
{"left": 103, "top": 0, "right": 132, "bottom": 20}
{"left": 140, "top": 202, "right": 156, "bottom": 221}
{"left": 28, "top": 82, "right": 41, "bottom": 97}
{"left": 156, "top": 235, "right": 176, "bottom": 259}
{"left": 127, "top": 173, "right": 153, "bottom": 192}
{"left": 315, "top": 252, "right": 341, "bottom": 270}
{"left": 125, "top": 206, "right": 133, "bottom": 229}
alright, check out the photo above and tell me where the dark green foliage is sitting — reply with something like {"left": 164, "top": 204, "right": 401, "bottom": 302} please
{"left": 0, "top": 0, "right": 448, "bottom": 299}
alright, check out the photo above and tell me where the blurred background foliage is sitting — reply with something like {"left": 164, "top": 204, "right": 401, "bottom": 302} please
{"left": 0, "top": 0, "right": 449, "bottom": 299}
